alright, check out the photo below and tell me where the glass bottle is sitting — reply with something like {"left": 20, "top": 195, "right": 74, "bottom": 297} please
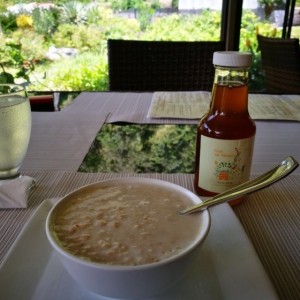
{"left": 194, "top": 51, "right": 256, "bottom": 205}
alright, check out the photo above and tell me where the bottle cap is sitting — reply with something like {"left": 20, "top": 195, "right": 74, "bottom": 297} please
{"left": 213, "top": 51, "right": 252, "bottom": 67}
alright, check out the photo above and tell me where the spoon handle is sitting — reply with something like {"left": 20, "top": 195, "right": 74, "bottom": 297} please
{"left": 180, "top": 156, "right": 299, "bottom": 215}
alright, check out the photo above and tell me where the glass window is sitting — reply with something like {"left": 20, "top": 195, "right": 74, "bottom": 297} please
{"left": 0, "top": 0, "right": 224, "bottom": 92}
{"left": 240, "top": 0, "right": 300, "bottom": 92}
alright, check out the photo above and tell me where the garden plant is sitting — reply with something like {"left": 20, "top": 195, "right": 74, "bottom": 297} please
{"left": 0, "top": 0, "right": 290, "bottom": 92}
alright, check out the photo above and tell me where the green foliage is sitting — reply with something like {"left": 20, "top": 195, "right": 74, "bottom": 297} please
{"left": 32, "top": 7, "right": 59, "bottom": 38}
{"left": 171, "top": 0, "right": 178, "bottom": 9}
{"left": 0, "top": 1, "right": 6, "bottom": 11}
{"left": 80, "top": 124, "right": 144, "bottom": 173}
{"left": 52, "top": 6, "right": 140, "bottom": 50}
{"left": 136, "top": 5, "right": 156, "bottom": 31}
{"left": 30, "top": 52, "right": 108, "bottom": 91}
{"left": 79, "top": 124, "right": 196, "bottom": 173}
{"left": 88, "top": 7, "right": 140, "bottom": 39}
{"left": 239, "top": 10, "right": 281, "bottom": 91}
{"left": 51, "top": 23, "right": 74, "bottom": 46}
{"left": 1, "top": 3, "right": 295, "bottom": 92}
{"left": 104, "top": 0, "right": 160, "bottom": 30}
{"left": 85, "top": 4, "right": 106, "bottom": 25}
{"left": 52, "top": 23, "right": 103, "bottom": 51}
{"left": 57, "top": 0, "right": 91, "bottom": 4}
{"left": 144, "top": 125, "right": 195, "bottom": 173}
{"left": 0, "top": 37, "right": 21, "bottom": 67}
{"left": 101, "top": 17, "right": 141, "bottom": 39}
{"left": 11, "top": 29, "right": 47, "bottom": 61}
{"left": 0, "top": 36, "right": 35, "bottom": 84}
{"left": 142, "top": 10, "right": 221, "bottom": 41}
{"left": 257, "top": 0, "right": 284, "bottom": 6}
{"left": 109, "top": 0, "right": 159, "bottom": 10}
{"left": 292, "top": 26, "right": 300, "bottom": 38}
{"left": 0, "top": 12, "right": 17, "bottom": 33}
{"left": 0, "top": 60, "right": 14, "bottom": 84}
{"left": 59, "top": 1, "right": 88, "bottom": 24}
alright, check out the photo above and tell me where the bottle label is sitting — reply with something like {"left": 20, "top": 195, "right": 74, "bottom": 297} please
{"left": 198, "top": 136, "right": 255, "bottom": 193}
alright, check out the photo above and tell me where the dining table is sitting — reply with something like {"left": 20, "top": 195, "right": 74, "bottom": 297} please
{"left": 0, "top": 91, "right": 299, "bottom": 300}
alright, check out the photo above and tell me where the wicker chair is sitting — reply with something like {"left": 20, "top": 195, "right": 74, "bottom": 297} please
{"left": 257, "top": 34, "right": 300, "bottom": 94}
{"left": 107, "top": 39, "right": 225, "bottom": 92}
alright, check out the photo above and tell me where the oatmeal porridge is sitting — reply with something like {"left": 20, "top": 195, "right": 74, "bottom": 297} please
{"left": 52, "top": 181, "right": 202, "bottom": 266}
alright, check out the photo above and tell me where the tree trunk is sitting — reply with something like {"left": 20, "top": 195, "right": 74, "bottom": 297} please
{"left": 264, "top": 4, "right": 274, "bottom": 20}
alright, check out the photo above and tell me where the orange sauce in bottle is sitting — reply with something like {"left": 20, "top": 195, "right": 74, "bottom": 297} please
{"left": 194, "top": 52, "right": 256, "bottom": 206}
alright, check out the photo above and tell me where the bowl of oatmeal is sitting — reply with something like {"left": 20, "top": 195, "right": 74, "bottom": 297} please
{"left": 46, "top": 177, "right": 210, "bottom": 299}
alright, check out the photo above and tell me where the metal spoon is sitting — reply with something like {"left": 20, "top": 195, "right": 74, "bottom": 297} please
{"left": 180, "top": 156, "right": 299, "bottom": 215}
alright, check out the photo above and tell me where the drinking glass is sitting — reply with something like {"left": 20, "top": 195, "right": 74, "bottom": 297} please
{"left": 0, "top": 84, "right": 32, "bottom": 179}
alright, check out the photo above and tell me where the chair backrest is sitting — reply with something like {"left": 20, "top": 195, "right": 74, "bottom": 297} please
{"left": 107, "top": 39, "right": 225, "bottom": 92}
{"left": 257, "top": 34, "right": 300, "bottom": 94}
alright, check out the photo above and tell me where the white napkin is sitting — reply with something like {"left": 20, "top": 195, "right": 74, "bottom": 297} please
{"left": 0, "top": 176, "right": 35, "bottom": 209}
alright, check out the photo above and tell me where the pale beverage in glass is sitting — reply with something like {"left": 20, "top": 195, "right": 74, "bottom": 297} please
{"left": 0, "top": 84, "right": 32, "bottom": 179}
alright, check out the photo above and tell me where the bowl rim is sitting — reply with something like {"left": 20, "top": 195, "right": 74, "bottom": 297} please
{"left": 46, "top": 177, "right": 211, "bottom": 271}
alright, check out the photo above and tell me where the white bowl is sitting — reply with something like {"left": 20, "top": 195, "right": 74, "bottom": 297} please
{"left": 46, "top": 177, "right": 210, "bottom": 299}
